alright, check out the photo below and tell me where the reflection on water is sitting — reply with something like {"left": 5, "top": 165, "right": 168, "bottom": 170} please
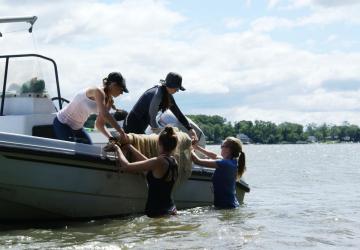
{"left": 1, "top": 144, "right": 360, "bottom": 249}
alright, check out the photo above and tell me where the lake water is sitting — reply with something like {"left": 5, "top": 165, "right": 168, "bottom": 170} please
{"left": 1, "top": 144, "right": 359, "bottom": 249}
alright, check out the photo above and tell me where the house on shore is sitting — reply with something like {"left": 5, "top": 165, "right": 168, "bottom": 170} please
{"left": 237, "top": 133, "right": 252, "bottom": 144}
{"left": 307, "top": 135, "right": 317, "bottom": 143}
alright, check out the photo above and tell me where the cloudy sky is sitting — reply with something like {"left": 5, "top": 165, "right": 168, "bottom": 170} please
{"left": 1, "top": 0, "right": 360, "bottom": 126}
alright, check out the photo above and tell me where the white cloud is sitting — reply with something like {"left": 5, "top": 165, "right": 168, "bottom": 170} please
{"left": 223, "top": 17, "right": 244, "bottom": 29}
{"left": 252, "top": 0, "right": 360, "bottom": 33}
{"left": 305, "top": 39, "right": 316, "bottom": 47}
{"left": 0, "top": 0, "right": 187, "bottom": 97}
{"left": 289, "top": 89, "right": 360, "bottom": 112}
{"left": 326, "top": 34, "right": 337, "bottom": 43}
{"left": 1, "top": 0, "right": 359, "bottom": 126}
{"left": 251, "top": 6, "right": 360, "bottom": 33}
{"left": 290, "top": 0, "right": 360, "bottom": 9}
{"left": 267, "top": 0, "right": 281, "bottom": 9}
{"left": 244, "top": 0, "right": 252, "bottom": 7}
{"left": 298, "top": 7, "right": 360, "bottom": 26}
{"left": 250, "top": 16, "right": 294, "bottom": 32}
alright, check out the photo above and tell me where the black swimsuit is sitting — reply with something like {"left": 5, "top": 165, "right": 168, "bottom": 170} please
{"left": 145, "top": 156, "right": 178, "bottom": 217}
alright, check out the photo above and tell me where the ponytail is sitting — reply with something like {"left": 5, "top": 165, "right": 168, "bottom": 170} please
{"left": 224, "top": 136, "right": 246, "bottom": 180}
{"left": 159, "top": 85, "right": 172, "bottom": 112}
{"left": 103, "top": 77, "right": 117, "bottom": 111}
{"left": 237, "top": 152, "right": 246, "bottom": 180}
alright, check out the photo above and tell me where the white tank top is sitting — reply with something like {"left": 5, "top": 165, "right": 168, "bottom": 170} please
{"left": 57, "top": 90, "right": 98, "bottom": 130}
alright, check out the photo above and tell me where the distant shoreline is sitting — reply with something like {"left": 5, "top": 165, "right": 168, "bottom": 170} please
{"left": 187, "top": 114, "right": 360, "bottom": 144}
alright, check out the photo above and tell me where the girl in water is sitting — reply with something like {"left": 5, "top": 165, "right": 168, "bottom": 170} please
{"left": 114, "top": 126, "right": 179, "bottom": 217}
{"left": 191, "top": 137, "right": 246, "bottom": 208}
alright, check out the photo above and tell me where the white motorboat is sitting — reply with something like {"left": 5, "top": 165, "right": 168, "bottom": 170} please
{"left": 0, "top": 17, "right": 250, "bottom": 221}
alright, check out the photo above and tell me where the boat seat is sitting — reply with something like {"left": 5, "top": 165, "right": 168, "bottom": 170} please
{"left": 32, "top": 124, "right": 57, "bottom": 139}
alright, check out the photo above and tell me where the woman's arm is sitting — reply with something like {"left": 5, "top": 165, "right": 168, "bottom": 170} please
{"left": 148, "top": 88, "right": 162, "bottom": 129}
{"left": 115, "top": 145, "right": 159, "bottom": 173}
{"left": 95, "top": 116, "right": 111, "bottom": 138}
{"left": 123, "top": 144, "right": 148, "bottom": 162}
{"left": 93, "top": 88, "right": 127, "bottom": 140}
{"left": 188, "top": 129, "right": 198, "bottom": 143}
{"left": 169, "top": 96, "right": 199, "bottom": 142}
{"left": 191, "top": 150, "right": 218, "bottom": 168}
{"left": 193, "top": 144, "right": 220, "bottom": 160}
{"left": 169, "top": 95, "right": 191, "bottom": 130}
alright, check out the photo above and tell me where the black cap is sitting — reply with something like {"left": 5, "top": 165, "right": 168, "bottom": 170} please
{"left": 107, "top": 72, "right": 128, "bottom": 93}
{"left": 162, "top": 72, "right": 185, "bottom": 91}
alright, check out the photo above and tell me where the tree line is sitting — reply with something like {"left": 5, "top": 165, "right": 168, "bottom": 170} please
{"left": 84, "top": 113, "right": 360, "bottom": 144}
{"left": 187, "top": 115, "right": 360, "bottom": 144}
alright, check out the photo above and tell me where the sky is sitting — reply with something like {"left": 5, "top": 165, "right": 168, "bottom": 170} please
{"left": 1, "top": 0, "right": 360, "bottom": 126}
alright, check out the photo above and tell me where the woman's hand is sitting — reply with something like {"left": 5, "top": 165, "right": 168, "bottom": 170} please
{"left": 103, "top": 141, "right": 118, "bottom": 153}
{"left": 108, "top": 136, "right": 118, "bottom": 144}
{"left": 191, "top": 149, "right": 198, "bottom": 162}
{"left": 119, "top": 132, "right": 129, "bottom": 145}
{"left": 189, "top": 129, "right": 198, "bottom": 144}
{"left": 114, "top": 145, "right": 127, "bottom": 167}
{"left": 192, "top": 142, "right": 200, "bottom": 149}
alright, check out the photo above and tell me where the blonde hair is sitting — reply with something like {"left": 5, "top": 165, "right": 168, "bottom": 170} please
{"left": 224, "top": 137, "right": 246, "bottom": 180}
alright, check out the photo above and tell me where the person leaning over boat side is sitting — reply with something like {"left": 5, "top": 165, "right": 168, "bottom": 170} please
{"left": 113, "top": 126, "right": 179, "bottom": 218}
{"left": 191, "top": 137, "right": 246, "bottom": 209}
{"left": 53, "top": 72, "right": 129, "bottom": 144}
{"left": 123, "top": 72, "right": 198, "bottom": 143}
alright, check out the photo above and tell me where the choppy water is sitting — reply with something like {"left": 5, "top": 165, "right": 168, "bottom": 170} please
{"left": 1, "top": 144, "right": 359, "bottom": 249}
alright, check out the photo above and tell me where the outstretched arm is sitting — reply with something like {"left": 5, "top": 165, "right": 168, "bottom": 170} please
{"left": 191, "top": 150, "right": 218, "bottom": 168}
{"left": 193, "top": 144, "right": 221, "bottom": 160}
{"left": 93, "top": 88, "right": 127, "bottom": 140}
{"left": 115, "top": 145, "right": 158, "bottom": 173}
{"left": 122, "top": 144, "right": 148, "bottom": 162}
{"left": 169, "top": 96, "right": 198, "bottom": 143}
{"left": 169, "top": 95, "right": 191, "bottom": 130}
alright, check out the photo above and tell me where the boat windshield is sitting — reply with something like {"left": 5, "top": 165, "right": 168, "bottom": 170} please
{"left": 0, "top": 54, "right": 62, "bottom": 115}
{"left": 1, "top": 57, "right": 56, "bottom": 95}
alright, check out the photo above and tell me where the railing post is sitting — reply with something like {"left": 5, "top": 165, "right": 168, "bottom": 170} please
{"left": 0, "top": 57, "right": 9, "bottom": 116}
{"left": 53, "top": 61, "right": 62, "bottom": 110}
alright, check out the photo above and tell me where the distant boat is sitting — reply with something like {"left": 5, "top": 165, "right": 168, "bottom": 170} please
{"left": 0, "top": 16, "right": 250, "bottom": 221}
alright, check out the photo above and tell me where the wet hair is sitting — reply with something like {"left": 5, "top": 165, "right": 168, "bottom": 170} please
{"left": 159, "top": 85, "right": 172, "bottom": 112}
{"left": 224, "top": 136, "right": 246, "bottom": 180}
{"left": 159, "top": 126, "right": 179, "bottom": 182}
{"left": 159, "top": 126, "right": 178, "bottom": 153}
{"left": 102, "top": 77, "right": 117, "bottom": 111}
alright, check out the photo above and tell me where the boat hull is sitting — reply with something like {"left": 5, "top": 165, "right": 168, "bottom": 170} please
{"left": 0, "top": 133, "right": 249, "bottom": 221}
